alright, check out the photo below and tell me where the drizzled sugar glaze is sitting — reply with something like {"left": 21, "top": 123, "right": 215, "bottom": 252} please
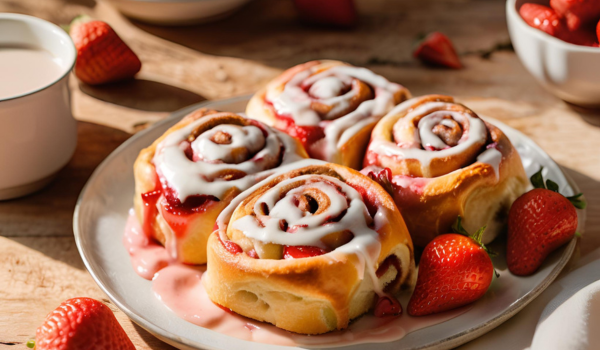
{"left": 266, "top": 64, "right": 406, "bottom": 160}
{"left": 371, "top": 100, "right": 490, "bottom": 170}
{"left": 153, "top": 118, "right": 304, "bottom": 203}
{"left": 123, "top": 211, "right": 468, "bottom": 347}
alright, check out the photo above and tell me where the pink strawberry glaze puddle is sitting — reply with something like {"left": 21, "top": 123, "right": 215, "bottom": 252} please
{"left": 123, "top": 211, "right": 470, "bottom": 347}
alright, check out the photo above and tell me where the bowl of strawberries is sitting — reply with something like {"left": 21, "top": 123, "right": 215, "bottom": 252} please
{"left": 506, "top": 0, "right": 600, "bottom": 107}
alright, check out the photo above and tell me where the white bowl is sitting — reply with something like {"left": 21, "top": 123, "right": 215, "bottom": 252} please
{"left": 0, "top": 13, "right": 77, "bottom": 200}
{"left": 102, "top": 0, "right": 253, "bottom": 26}
{"left": 506, "top": 0, "right": 600, "bottom": 107}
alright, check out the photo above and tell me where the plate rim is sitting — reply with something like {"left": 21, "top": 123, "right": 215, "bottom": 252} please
{"left": 73, "top": 95, "right": 582, "bottom": 350}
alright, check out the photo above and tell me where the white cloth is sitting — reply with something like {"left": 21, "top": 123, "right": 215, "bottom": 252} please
{"left": 458, "top": 248, "right": 600, "bottom": 350}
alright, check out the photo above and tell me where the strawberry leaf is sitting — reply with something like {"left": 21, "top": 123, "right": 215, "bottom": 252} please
{"left": 452, "top": 216, "right": 497, "bottom": 257}
{"left": 530, "top": 166, "right": 546, "bottom": 189}
{"left": 567, "top": 193, "right": 587, "bottom": 209}
{"left": 451, "top": 215, "right": 470, "bottom": 236}
{"left": 546, "top": 179, "right": 559, "bottom": 192}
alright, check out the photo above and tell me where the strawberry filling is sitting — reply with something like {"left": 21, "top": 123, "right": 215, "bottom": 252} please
{"left": 374, "top": 295, "right": 402, "bottom": 317}
{"left": 283, "top": 245, "right": 328, "bottom": 259}
{"left": 219, "top": 236, "right": 244, "bottom": 255}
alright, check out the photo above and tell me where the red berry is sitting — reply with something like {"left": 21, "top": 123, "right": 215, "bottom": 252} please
{"left": 507, "top": 188, "right": 578, "bottom": 276}
{"left": 550, "top": 0, "right": 600, "bottom": 31}
{"left": 283, "top": 245, "right": 328, "bottom": 259}
{"left": 596, "top": 19, "right": 600, "bottom": 43}
{"left": 293, "top": 0, "right": 358, "bottom": 27}
{"left": 520, "top": 4, "right": 565, "bottom": 37}
{"left": 374, "top": 295, "right": 402, "bottom": 317}
{"left": 70, "top": 18, "right": 141, "bottom": 85}
{"left": 36, "top": 298, "right": 135, "bottom": 350}
{"left": 413, "top": 32, "right": 462, "bottom": 69}
{"left": 407, "top": 234, "right": 493, "bottom": 316}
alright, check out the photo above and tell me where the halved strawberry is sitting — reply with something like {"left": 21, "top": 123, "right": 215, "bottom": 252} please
{"left": 413, "top": 32, "right": 462, "bottom": 69}
{"left": 407, "top": 217, "right": 494, "bottom": 316}
{"left": 507, "top": 167, "right": 583, "bottom": 276}
{"left": 69, "top": 16, "right": 142, "bottom": 85}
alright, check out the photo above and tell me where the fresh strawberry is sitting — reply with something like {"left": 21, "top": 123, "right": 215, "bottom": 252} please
{"left": 413, "top": 32, "right": 462, "bottom": 69}
{"left": 519, "top": 4, "right": 597, "bottom": 46}
{"left": 374, "top": 295, "right": 402, "bottom": 317}
{"left": 597, "top": 19, "right": 600, "bottom": 43}
{"left": 407, "top": 218, "right": 494, "bottom": 316}
{"left": 35, "top": 297, "right": 135, "bottom": 350}
{"left": 520, "top": 4, "right": 566, "bottom": 37}
{"left": 69, "top": 17, "right": 141, "bottom": 85}
{"left": 293, "top": 0, "right": 358, "bottom": 27}
{"left": 283, "top": 245, "right": 328, "bottom": 259}
{"left": 507, "top": 167, "right": 583, "bottom": 276}
{"left": 550, "top": 0, "right": 600, "bottom": 31}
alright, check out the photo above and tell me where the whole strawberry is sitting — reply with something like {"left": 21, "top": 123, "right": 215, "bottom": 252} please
{"left": 35, "top": 297, "right": 135, "bottom": 350}
{"left": 70, "top": 17, "right": 142, "bottom": 85}
{"left": 507, "top": 167, "right": 583, "bottom": 276}
{"left": 413, "top": 32, "right": 462, "bottom": 69}
{"left": 408, "top": 218, "right": 494, "bottom": 316}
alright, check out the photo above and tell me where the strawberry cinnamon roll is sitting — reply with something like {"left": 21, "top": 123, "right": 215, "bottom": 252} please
{"left": 363, "top": 95, "right": 529, "bottom": 247}
{"left": 204, "top": 162, "right": 415, "bottom": 335}
{"left": 133, "top": 109, "right": 307, "bottom": 265}
{"left": 246, "top": 60, "right": 410, "bottom": 170}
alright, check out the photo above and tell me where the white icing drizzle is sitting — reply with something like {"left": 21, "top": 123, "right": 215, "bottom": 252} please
{"left": 477, "top": 147, "right": 503, "bottom": 180}
{"left": 370, "top": 101, "right": 488, "bottom": 170}
{"left": 216, "top": 159, "right": 388, "bottom": 295}
{"left": 267, "top": 64, "right": 404, "bottom": 161}
{"left": 192, "top": 125, "right": 265, "bottom": 163}
{"left": 153, "top": 117, "right": 305, "bottom": 202}
{"left": 232, "top": 175, "right": 377, "bottom": 250}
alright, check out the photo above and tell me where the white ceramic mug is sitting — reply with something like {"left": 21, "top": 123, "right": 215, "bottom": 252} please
{"left": 0, "top": 13, "right": 77, "bottom": 200}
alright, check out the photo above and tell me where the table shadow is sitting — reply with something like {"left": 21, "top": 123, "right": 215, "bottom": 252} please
{"left": 565, "top": 102, "right": 600, "bottom": 128}
{"left": 78, "top": 79, "right": 206, "bottom": 113}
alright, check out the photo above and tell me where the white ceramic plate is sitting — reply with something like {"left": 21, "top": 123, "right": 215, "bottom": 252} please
{"left": 74, "top": 96, "right": 584, "bottom": 350}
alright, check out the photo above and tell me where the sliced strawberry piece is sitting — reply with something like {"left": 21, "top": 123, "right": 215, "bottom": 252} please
{"left": 293, "top": 0, "right": 358, "bottom": 27}
{"left": 35, "top": 298, "right": 135, "bottom": 350}
{"left": 414, "top": 32, "right": 462, "bottom": 69}
{"left": 550, "top": 0, "right": 600, "bottom": 31}
{"left": 374, "top": 295, "right": 402, "bottom": 317}
{"left": 283, "top": 245, "right": 328, "bottom": 259}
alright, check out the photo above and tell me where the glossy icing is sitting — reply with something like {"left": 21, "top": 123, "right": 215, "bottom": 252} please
{"left": 267, "top": 64, "right": 404, "bottom": 160}
{"left": 123, "top": 212, "right": 468, "bottom": 347}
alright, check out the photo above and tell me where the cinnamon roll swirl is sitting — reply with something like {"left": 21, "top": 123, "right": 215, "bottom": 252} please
{"left": 246, "top": 60, "right": 410, "bottom": 170}
{"left": 204, "top": 162, "right": 415, "bottom": 335}
{"left": 133, "top": 109, "right": 308, "bottom": 265}
{"left": 363, "top": 95, "right": 529, "bottom": 247}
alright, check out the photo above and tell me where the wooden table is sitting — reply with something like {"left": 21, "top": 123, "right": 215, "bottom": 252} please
{"left": 1, "top": 0, "right": 599, "bottom": 348}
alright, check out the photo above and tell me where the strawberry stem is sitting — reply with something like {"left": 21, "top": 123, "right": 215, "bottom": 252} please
{"left": 26, "top": 340, "right": 35, "bottom": 348}
{"left": 530, "top": 166, "right": 546, "bottom": 189}
{"left": 530, "top": 166, "right": 586, "bottom": 209}
{"left": 452, "top": 216, "right": 497, "bottom": 257}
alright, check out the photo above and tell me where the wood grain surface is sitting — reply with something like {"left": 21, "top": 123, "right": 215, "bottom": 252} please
{"left": 0, "top": 0, "right": 599, "bottom": 349}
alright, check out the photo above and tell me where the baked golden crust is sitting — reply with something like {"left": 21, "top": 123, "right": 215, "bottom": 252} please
{"left": 364, "top": 95, "right": 529, "bottom": 247}
{"left": 246, "top": 60, "right": 410, "bottom": 170}
{"left": 205, "top": 163, "right": 415, "bottom": 335}
{"left": 133, "top": 108, "right": 308, "bottom": 265}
